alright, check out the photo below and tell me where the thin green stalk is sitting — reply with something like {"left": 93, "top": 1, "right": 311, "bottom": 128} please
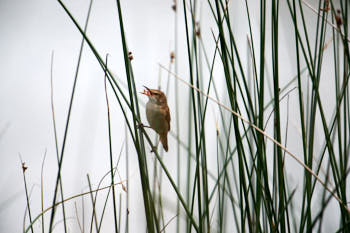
{"left": 48, "top": 1, "right": 94, "bottom": 231}
{"left": 186, "top": 89, "right": 194, "bottom": 233}
{"left": 40, "top": 151, "right": 47, "bottom": 233}
{"left": 182, "top": 1, "right": 202, "bottom": 232}
{"left": 172, "top": 1, "right": 181, "bottom": 232}
{"left": 87, "top": 175, "right": 99, "bottom": 233}
{"left": 50, "top": 51, "right": 68, "bottom": 233}
{"left": 25, "top": 182, "right": 126, "bottom": 233}
{"left": 271, "top": 0, "right": 286, "bottom": 231}
{"left": 104, "top": 55, "right": 119, "bottom": 233}
{"left": 140, "top": 126, "right": 200, "bottom": 232}
{"left": 20, "top": 157, "right": 34, "bottom": 233}
{"left": 124, "top": 124, "right": 129, "bottom": 233}
{"left": 114, "top": 1, "right": 159, "bottom": 231}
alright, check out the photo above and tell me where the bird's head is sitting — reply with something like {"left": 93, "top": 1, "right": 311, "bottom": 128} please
{"left": 141, "top": 86, "right": 167, "bottom": 105}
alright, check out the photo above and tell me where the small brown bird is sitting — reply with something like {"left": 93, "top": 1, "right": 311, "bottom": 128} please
{"left": 141, "top": 86, "right": 171, "bottom": 152}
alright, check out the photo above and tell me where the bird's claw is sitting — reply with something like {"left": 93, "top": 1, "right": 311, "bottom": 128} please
{"left": 136, "top": 123, "right": 144, "bottom": 129}
{"left": 137, "top": 123, "right": 151, "bottom": 129}
{"left": 150, "top": 146, "right": 157, "bottom": 153}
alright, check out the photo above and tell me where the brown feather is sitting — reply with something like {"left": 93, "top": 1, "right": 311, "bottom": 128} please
{"left": 161, "top": 105, "right": 171, "bottom": 131}
{"left": 144, "top": 88, "right": 171, "bottom": 152}
{"left": 160, "top": 133, "right": 168, "bottom": 152}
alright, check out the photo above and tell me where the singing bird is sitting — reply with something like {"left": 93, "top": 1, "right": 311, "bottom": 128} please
{"left": 141, "top": 86, "right": 171, "bottom": 152}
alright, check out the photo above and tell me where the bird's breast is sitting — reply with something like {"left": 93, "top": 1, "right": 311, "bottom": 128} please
{"left": 146, "top": 102, "right": 168, "bottom": 134}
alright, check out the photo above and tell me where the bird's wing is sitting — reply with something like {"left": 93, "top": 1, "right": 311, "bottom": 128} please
{"left": 164, "top": 106, "right": 171, "bottom": 131}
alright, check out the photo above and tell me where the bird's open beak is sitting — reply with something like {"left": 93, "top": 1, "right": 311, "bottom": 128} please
{"left": 140, "top": 86, "right": 152, "bottom": 96}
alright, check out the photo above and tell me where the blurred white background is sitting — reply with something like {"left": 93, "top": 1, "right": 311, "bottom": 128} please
{"left": 0, "top": 0, "right": 338, "bottom": 232}
{"left": 0, "top": 0, "right": 211, "bottom": 232}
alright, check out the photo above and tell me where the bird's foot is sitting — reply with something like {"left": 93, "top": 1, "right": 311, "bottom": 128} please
{"left": 137, "top": 123, "right": 151, "bottom": 129}
{"left": 150, "top": 146, "right": 158, "bottom": 153}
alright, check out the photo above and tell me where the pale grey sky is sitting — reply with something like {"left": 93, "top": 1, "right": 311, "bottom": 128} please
{"left": 1, "top": 0, "right": 341, "bottom": 232}
{"left": 0, "top": 0, "right": 179, "bottom": 231}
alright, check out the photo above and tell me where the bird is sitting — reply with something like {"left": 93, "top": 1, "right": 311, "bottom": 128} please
{"left": 141, "top": 86, "right": 171, "bottom": 152}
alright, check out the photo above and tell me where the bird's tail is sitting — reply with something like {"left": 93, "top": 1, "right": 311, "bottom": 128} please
{"left": 160, "top": 133, "right": 168, "bottom": 152}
